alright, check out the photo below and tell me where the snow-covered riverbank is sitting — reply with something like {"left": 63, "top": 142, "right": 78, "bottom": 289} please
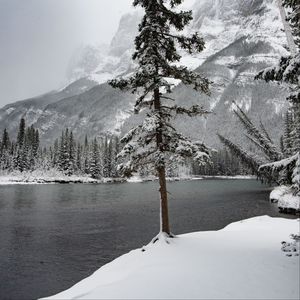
{"left": 0, "top": 170, "right": 127, "bottom": 184}
{"left": 0, "top": 171, "right": 255, "bottom": 185}
{"left": 270, "top": 186, "right": 300, "bottom": 213}
{"left": 44, "top": 216, "right": 299, "bottom": 300}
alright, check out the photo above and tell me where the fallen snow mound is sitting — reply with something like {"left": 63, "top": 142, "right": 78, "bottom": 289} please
{"left": 270, "top": 186, "right": 300, "bottom": 211}
{"left": 44, "top": 216, "right": 300, "bottom": 300}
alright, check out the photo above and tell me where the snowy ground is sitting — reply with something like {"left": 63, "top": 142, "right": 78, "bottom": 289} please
{"left": 270, "top": 186, "right": 300, "bottom": 212}
{"left": 0, "top": 170, "right": 101, "bottom": 184}
{"left": 0, "top": 172, "right": 254, "bottom": 185}
{"left": 44, "top": 216, "right": 299, "bottom": 300}
{"left": 0, "top": 170, "right": 128, "bottom": 184}
{"left": 201, "top": 175, "right": 256, "bottom": 180}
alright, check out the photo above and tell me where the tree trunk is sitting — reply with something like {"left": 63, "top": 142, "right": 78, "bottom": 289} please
{"left": 277, "top": 0, "right": 297, "bottom": 56}
{"left": 154, "top": 88, "right": 171, "bottom": 235}
{"left": 158, "top": 166, "right": 170, "bottom": 234}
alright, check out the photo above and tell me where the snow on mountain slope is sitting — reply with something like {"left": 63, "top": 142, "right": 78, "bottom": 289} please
{"left": 0, "top": 0, "right": 290, "bottom": 146}
{"left": 66, "top": 0, "right": 288, "bottom": 88}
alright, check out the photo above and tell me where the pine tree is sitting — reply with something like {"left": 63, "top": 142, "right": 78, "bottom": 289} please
{"left": 67, "top": 131, "right": 75, "bottom": 175}
{"left": 232, "top": 102, "right": 282, "bottom": 161}
{"left": 259, "top": 119, "right": 273, "bottom": 144}
{"left": 283, "top": 111, "right": 293, "bottom": 156}
{"left": 280, "top": 135, "right": 285, "bottom": 154}
{"left": 217, "top": 134, "right": 264, "bottom": 178}
{"left": 0, "top": 128, "right": 10, "bottom": 170}
{"left": 58, "top": 129, "right": 70, "bottom": 173}
{"left": 255, "top": 1, "right": 299, "bottom": 191}
{"left": 14, "top": 118, "right": 29, "bottom": 172}
{"left": 259, "top": 152, "right": 299, "bottom": 186}
{"left": 90, "top": 138, "right": 101, "bottom": 179}
{"left": 218, "top": 104, "right": 297, "bottom": 183}
{"left": 33, "top": 129, "right": 40, "bottom": 157}
{"left": 76, "top": 144, "right": 82, "bottom": 172}
{"left": 111, "top": 136, "right": 120, "bottom": 178}
{"left": 52, "top": 138, "right": 59, "bottom": 167}
{"left": 17, "top": 118, "right": 26, "bottom": 147}
{"left": 21, "top": 136, "right": 30, "bottom": 171}
{"left": 292, "top": 152, "right": 300, "bottom": 195}
{"left": 103, "top": 136, "right": 111, "bottom": 178}
{"left": 291, "top": 104, "right": 300, "bottom": 153}
{"left": 277, "top": 0, "right": 297, "bottom": 55}
{"left": 0, "top": 128, "right": 10, "bottom": 152}
{"left": 283, "top": 0, "right": 300, "bottom": 49}
{"left": 83, "top": 135, "right": 90, "bottom": 174}
{"left": 58, "top": 131, "right": 65, "bottom": 171}
{"left": 8, "top": 142, "right": 15, "bottom": 171}
{"left": 24, "top": 125, "right": 38, "bottom": 169}
{"left": 256, "top": 0, "right": 299, "bottom": 105}
{"left": 109, "top": 0, "right": 211, "bottom": 237}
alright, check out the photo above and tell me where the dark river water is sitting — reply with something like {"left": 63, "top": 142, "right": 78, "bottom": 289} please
{"left": 0, "top": 179, "right": 294, "bottom": 300}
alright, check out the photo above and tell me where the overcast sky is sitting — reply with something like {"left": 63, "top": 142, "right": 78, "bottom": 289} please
{"left": 0, "top": 0, "right": 133, "bottom": 107}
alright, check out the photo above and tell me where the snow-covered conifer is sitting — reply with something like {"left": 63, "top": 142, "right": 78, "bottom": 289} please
{"left": 109, "top": 0, "right": 211, "bottom": 236}
{"left": 83, "top": 135, "right": 90, "bottom": 174}
{"left": 33, "top": 129, "right": 40, "bottom": 158}
{"left": 0, "top": 128, "right": 10, "bottom": 170}
{"left": 280, "top": 135, "right": 285, "bottom": 154}
{"left": 110, "top": 136, "right": 120, "bottom": 178}
{"left": 259, "top": 152, "right": 299, "bottom": 188}
{"left": 17, "top": 118, "right": 26, "bottom": 147}
{"left": 283, "top": 0, "right": 300, "bottom": 49}
{"left": 0, "top": 128, "right": 9, "bottom": 153}
{"left": 233, "top": 102, "right": 282, "bottom": 161}
{"left": 14, "top": 118, "right": 30, "bottom": 172}
{"left": 103, "top": 136, "right": 112, "bottom": 178}
{"left": 291, "top": 104, "right": 300, "bottom": 154}
{"left": 255, "top": 0, "right": 299, "bottom": 191}
{"left": 217, "top": 134, "right": 265, "bottom": 178}
{"left": 67, "top": 131, "right": 76, "bottom": 175}
{"left": 292, "top": 152, "right": 300, "bottom": 195}
{"left": 283, "top": 111, "right": 294, "bottom": 156}
{"left": 52, "top": 139, "right": 59, "bottom": 167}
{"left": 90, "top": 138, "right": 101, "bottom": 179}
{"left": 58, "top": 129, "right": 70, "bottom": 173}
{"left": 256, "top": 0, "right": 299, "bottom": 105}
{"left": 76, "top": 144, "right": 82, "bottom": 172}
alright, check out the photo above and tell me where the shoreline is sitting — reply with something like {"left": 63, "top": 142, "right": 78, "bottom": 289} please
{"left": 0, "top": 174, "right": 257, "bottom": 185}
{"left": 43, "top": 216, "right": 300, "bottom": 300}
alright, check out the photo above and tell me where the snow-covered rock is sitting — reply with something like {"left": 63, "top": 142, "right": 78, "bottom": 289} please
{"left": 44, "top": 216, "right": 299, "bottom": 300}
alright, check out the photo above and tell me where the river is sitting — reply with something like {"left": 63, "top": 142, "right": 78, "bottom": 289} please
{"left": 0, "top": 179, "right": 294, "bottom": 299}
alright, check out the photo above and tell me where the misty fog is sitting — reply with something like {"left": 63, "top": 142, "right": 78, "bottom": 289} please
{"left": 0, "top": 0, "right": 133, "bottom": 106}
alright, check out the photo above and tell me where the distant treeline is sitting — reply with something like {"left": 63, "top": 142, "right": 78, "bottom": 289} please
{"left": 192, "top": 150, "right": 250, "bottom": 176}
{"left": 0, "top": 118, "right": 121, "bottom": 178}
{"left": 0, "top": 118, "right": 249, "bottom": 178}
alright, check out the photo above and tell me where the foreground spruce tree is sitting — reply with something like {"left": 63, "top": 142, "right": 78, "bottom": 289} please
{"left": 256, "top": 0, "right": 300, "bottom": 195}
{"left": 256, "top": 0, "right": 299, "bottom": 109}
{"left": 109, "top": 0, "right": 211, "bottom": 238}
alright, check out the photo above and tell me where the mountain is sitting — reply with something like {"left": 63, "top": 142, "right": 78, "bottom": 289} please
{"left": 0, "top": 0, "right": 289, "bottom": 147}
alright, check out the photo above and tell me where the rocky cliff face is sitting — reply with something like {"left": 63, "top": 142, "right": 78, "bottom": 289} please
{"left": 0, "top": 0, "right": 289, "bottom": 147}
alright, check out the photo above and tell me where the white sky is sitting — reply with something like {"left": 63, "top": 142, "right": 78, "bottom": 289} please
{"left": 0, "top": 0, "right": 134, "bottom": 106}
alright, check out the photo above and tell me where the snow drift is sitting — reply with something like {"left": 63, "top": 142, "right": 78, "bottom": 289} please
{"left": 44, "top": 216, "right": 299, "bottom": 299}
{"left": 270, "top": 186, "right": 300, "bottom": 212}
